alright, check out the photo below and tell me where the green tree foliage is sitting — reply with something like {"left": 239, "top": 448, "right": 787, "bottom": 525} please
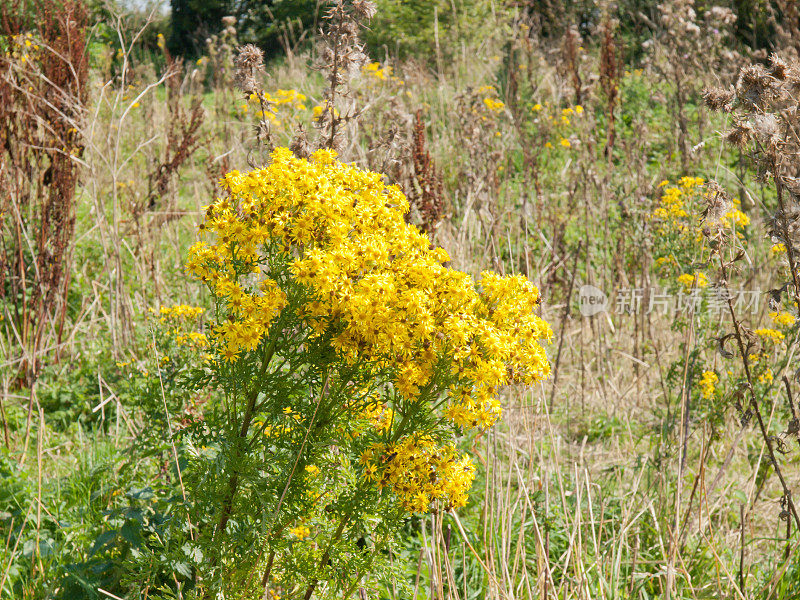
{"left": 366, "top": 0, "right": 492, "bottom": 59}
{"left": 238, "top": 0, "right": 320, "bottom": 58}
{"left": 168, "top": 0, "right": 232, "bottom": 57}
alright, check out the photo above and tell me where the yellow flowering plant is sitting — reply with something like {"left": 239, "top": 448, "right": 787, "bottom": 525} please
{"left": 651, "top": 177, "right": 708, "bottom": 288}
{"left": 650, "top": 178, "right": 759, "bottom": 426}
{"left": 651, "top": 177, "right": 750, "bottom": 289}
{"left": 180, "top": 147, "right": 551, "bottom": 594}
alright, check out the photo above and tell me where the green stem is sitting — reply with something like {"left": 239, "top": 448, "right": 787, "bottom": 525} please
{"left": 209, "top": 339, "right": 278, "bottom": 572}
{"left": 303, "top": 511, "right": 352, "bottom": 600}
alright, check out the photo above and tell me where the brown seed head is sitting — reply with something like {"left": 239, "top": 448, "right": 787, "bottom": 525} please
{"left": 352, "top": 0, "right": 377, "bottom": 20}
{"left": 725, "top": 121, "right": 752, "bottom": 148}
{"left": 736, "top": 64, "right": 771, "bottom": 109}
{"left": 703, "top": 86, "right": 735, "bottom": 112}
{"left": 233, "top": 44, "right": 264, "bottom": 96}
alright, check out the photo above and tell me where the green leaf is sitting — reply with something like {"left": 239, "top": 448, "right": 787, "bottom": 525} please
{"left": 89, "top": 529, "right": 118, "bottom": 556}
{"left": 120, "top": 519, "right": 143, "bottom": 547}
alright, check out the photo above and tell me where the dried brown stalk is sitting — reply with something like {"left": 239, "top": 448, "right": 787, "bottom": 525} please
{"left": 0, "top": 0, "right": 89, "bottom": 385}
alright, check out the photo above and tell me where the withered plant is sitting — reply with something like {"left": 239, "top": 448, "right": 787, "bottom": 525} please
{"left": 403, "top": 110, "right": 446, "bottom": 236}
{"left": 599, "top": 14, "right": 622, "bottom": 158}
{"left": 132, "top": 54, "right": 206, "bottom": 295}
{"left": 705, "top": 55, "right": 800, "bottom": 313}
{"left": 645, "top": 0, "right": 738, "bottom": 171}
{"left": 0, "top": 0, "right": 89, "bottom": 385}
{"left": 560, "top": 25, "right": 583, "bottom": 107}
{"left": 701, "top": 53, "right": 800, "bottom": 576}
{"left": 303, "top": 0, "right": 375, "bottom": 155}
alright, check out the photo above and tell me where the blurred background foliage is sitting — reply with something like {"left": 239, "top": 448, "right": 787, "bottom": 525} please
{"left": 46, "top": 0, "right": 791, "bottom": 63}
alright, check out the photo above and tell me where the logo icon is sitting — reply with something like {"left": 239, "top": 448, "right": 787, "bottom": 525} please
{"left": 579, "top": 285, "right": 607, "bottom": 317}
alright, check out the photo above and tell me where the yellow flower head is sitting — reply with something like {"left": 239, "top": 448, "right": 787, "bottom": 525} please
{"left": 699, "top": 371, "right": 718, "bottom": 400}
{"left": 770, "top": 311, "right": 796, "bottom": 327}
{"left": 677, "top": 272, "right": 708, "bottom": 290}
{"left": 754, "top": 328, "right": 785, "bottom": 343}
{"left": 771, "top": 243, "right": 787, "bottom": 256}
{"left": 483, "top": 97, "right": 505, "bottom": 113}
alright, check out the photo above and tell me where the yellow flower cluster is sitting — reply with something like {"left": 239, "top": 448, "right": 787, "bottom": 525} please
{"left": 720, "top": 206, "right": 750, "bottom": 229}
{"left": 771, "top": 243, "right": 787, "bottom": 256}
{"left": 651, "top": 177, "right": 751, "bottom": 294}
{"left": 187, "top": 148, "right": 551, "bottom": 511}
{"left": 558, "top": 106, "right": 582, "bottom": 125}
{"left": 155, "top": 304, "right": 204, "bottom": 321}
{"left": 473, "top": 86, "right": 505, "bottom": 116}
{"left": 532, "top": 102, "right": 583, "bottom": 149}
{"left": 360, "top": 401, "right": 393, "bottom": 432}
{"left": 312, "top": 104, "right": 340, "bottom": 123}
{"left": 288, "top": 524, "right": 310, "bottom": 539}
{"left": 754, "top": 328, "right": 785, "bottom": 343}
{"left": 361, "top": 435, "right": 476, "bottom": 513}
{"left": 250, "top": 150, "right": 552, "bottom": 424}
{"left": 248, "top": 89, "right": 307, "bottom": 111}
{"left": 363, "top": 61, "right": 390, "bottom": 80}
{"left": 186, "top": 208, "right": 288, "bottom": 363}
{"left": 242, "top": 89, "right": 307, "bottom": 124}
{"left": 770, "top": 311, "right": 796, "bottom": 327}
{"left": 677, "top": 272, "right": 708, "bottom": 290}
{"left": 652, "top": 177, "right": 750, "bottom": 239}
{"left": 9, "top": 32, "right": 40, "bottom": 64}
{"left": 652, "top": 177, "right": 703, "bottom": 223}
{"left": 699, "top": 370, "right": 718, "bottom": 400}
{"left": 483, "top": 97, "right": 505, "bottom": 112}
{"left": 362, "top": 61, "right": 403, "bottom": 85}
{"left": 175, "top": 331, "right": 209, "bottom": 348}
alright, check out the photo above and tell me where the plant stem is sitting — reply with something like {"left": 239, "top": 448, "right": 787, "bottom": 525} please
{"left": 720, "top": 258, "right": 800, "bottom": 530}
{"left": 209, "top": 340, "right": 278, "bottom": 570}
{"left": 303, "top": 512, "right": 351, "bottom": 600}
{"left": 774, "top": 177, "right": 800, "bottom": 314}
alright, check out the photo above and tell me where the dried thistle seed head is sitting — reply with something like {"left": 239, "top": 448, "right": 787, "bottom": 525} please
{"left": 329, "top": 128, "right": 345, "bottom": 153}
{"left": 352, "top": 0, "right": 377, "bottom": 20}
{"left": 702, "top": 181, "right": 733, "bottom": 225}
{"left": 340, "top": 19, "right": 360, "bottom": 39}
{"left": 324, "top": 1, "right": 344, "bottom": 22}
{"left": 769, "top": 203, "right": 800, "bottom": 249}
{"left": 701, "top": 181, "right": 736, "bottom": 246}
{"left": 255, "top": 119, "right": 273, "bottom": 151}
{"left": 233, "top": 44, "right": 264, "bottom": 96}
{"left": 320, "top": 45, "right": 335, "bottom": 64}
{"left": 344, "top": 49, "right": 368, "bottom": 75}
{"left": 706, "top": 5, "right": 736, "bottom": 26}
{"left": 726, "top": 120, "right": 752, "bottom": 148}
{"left": 736, "top": 63, "right": 772, "bottom": 108}
{"left": 770, "top": 54, "right": 789, "bottom": 80}
{"left": 752, "top": 113, "right": 782, "bottom": 150}
{"left": 236, "top": 44, "right": 263, "bottom": 69}
{"left": 782, "top": 175, "right": 800, "bottom": 200}
{"left": 290, "top": 125, "right": 313, "bottom": 159}
{"left": 703, "top": 86, "right": 735, "bottom": 111}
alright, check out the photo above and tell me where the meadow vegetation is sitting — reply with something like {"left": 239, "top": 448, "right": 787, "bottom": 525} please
{"left": 4, "top": 0, "right": 800, "bottom": 598}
